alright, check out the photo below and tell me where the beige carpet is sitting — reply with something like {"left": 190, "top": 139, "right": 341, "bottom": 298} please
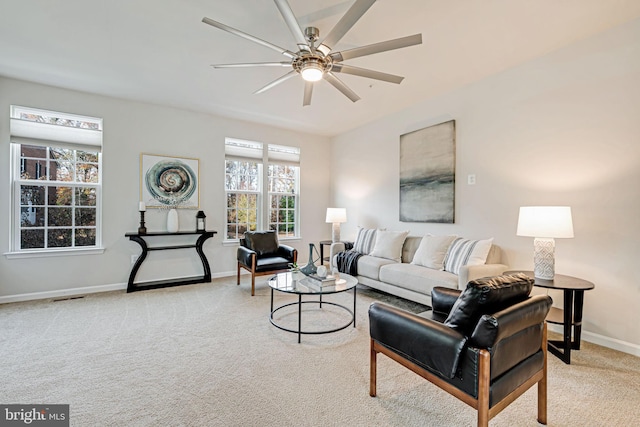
{"left": 1, "top": 277, "right": 638, "bottom": 426}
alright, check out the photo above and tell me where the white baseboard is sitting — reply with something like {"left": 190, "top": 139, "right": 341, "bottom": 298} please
{"left": 0, "top": 271, "right": 239, "bottom": 305}
{"left": 547, "top": 324, "right": 640, "bottom": 357}
{"left": 0, "top": 282, "right": 127, "bottom": 304}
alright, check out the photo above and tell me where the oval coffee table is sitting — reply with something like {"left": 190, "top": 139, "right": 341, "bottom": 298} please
{"left": 268, "top": 271, "right": 358, "bottom": 343}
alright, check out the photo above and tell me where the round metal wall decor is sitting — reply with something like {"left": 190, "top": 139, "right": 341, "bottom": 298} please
{"left": 145, "top": 159, "right": 197, "bottom": 206}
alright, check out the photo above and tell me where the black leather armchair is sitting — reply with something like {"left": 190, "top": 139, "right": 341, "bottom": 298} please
{"left": 369, "top": 274, "right": 552, "bottom": 427}
{"left": 237, "top": 230, "right": 297, "bottom": 296}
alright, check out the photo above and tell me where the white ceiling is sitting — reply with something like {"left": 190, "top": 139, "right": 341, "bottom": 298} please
{"left": 2, "top": 0, "right": 640, "bottom": 137}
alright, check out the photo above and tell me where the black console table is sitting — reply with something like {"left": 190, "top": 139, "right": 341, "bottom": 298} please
{"left": 125, "top": 231, "right": 216, "bottom": 293}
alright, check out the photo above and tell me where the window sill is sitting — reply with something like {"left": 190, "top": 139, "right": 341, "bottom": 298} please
{"left": 222, "top": 236, "right": 301, "bottom": 246}
{"left": 4, "top": 247, "right": 105, "bottom": 259}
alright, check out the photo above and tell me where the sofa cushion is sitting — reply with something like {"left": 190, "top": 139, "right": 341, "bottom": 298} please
{"left": 379, "top": 263, "right": 458, "bottom": 296}
{"left": 353, "top": 227, "right": 381, "bottom": 255}
{"left": 370, "top": 230, "right": 409, "bottom": 262}
{"left": 443, "top": 237, "right": 493, "bottom": 275}
{"left": 411, "top": 234, "right": 457, "bottom": 270}
{"left": 245, "top": 230, "right": 278, "bottom": 256}
{"left": 443, "top": 273, "right": 534, "bottom": 336}
{"left": 357, "top": 255, "right": 397, "bottom": 281}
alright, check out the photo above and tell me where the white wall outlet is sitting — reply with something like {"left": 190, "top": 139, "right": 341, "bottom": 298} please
{"left": 131, "top": 255, "right": 138, "bottom": 264}
{"left": 467, "top": 174, "right": 476, "bottom": 185}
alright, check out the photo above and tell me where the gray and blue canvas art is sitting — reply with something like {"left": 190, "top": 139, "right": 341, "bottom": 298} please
{"left": 400, "top": 120, "right": 455, "bottom": 223}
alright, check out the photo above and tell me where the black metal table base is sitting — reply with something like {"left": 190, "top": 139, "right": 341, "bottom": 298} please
{"left": 270, "top": 288, "right": 357, "bottom": 343}
{"left": 546, "top": 289, "right": 586, "bottom": 364}
{"left": 125, "top": 231, "right": 215, "bottom": 292}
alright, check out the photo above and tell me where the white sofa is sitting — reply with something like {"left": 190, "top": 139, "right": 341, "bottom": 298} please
{"left": 331, "top": 236, "right": 508, "bottom": 307}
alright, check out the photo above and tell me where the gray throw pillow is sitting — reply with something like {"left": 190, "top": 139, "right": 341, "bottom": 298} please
{"left": 443, "top": 273, "right": 534, "bottom": 336}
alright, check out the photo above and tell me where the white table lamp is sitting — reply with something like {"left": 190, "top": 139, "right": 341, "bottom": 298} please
{"left": 326, "top": 208, "right": 347, "bottom": 242}
{"left": 517, "top": 206, "right": 574, "bottom": 280}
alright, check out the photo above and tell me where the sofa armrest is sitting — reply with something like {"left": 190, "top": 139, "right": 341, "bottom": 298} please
{"left": 237, "top": 246, "right": 256, "bottom": 267}
{"left": 457, "top": 263, "right": 508, "bottom": 289}
{"left": 329, "top": 242, "right": 346, "bottom": 268}
{"left": 369, "top": 302, "right": 467, "bottom": 379}
{"left": 276, "top": 244, "right": 297, "bottom": 263}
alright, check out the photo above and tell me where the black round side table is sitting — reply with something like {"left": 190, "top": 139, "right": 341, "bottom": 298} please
{"left": 506, "top": 270, "right": 595, "bottom": 364}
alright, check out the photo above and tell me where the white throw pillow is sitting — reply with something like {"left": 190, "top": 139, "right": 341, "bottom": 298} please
{"left": 444, "top": 237, "right": 494, "bottom": 275}
{"left": 353, "top": 227, "right": 382, "bottom": 255}
{"left": 411, "top": 234, "right": 457, "bottom": 270}
{"left": 369, "top": 230, "right": 410, "bottom": 262}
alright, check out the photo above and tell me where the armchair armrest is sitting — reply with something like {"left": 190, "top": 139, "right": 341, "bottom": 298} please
{"left": 457, "top": 263, "right": 508, "bottom": 289}
{"left": 369, "top": 302, "right": 467, "bottom": 379}
{"left": 276, "top": 244, "right": 297, "bottom": 263}
{"left": 237, "top": 246, "right": 256, "bottom": 267}
{"left": 431, "top": 287, "right": 461, "bottom": 320}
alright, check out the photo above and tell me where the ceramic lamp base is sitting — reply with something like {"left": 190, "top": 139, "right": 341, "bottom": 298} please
{"left": 533, "top": 237, "right": 555, "bottom": 280}
{"left": 331, "top": 223, "right": 341, "bottom": 243}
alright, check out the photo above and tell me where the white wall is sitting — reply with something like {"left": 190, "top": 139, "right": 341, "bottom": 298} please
{"left": 0, "top": 77, "right": 331, "bottom": 299}
{"left": 331, "top": 19, "right": 640, "bottom": 354}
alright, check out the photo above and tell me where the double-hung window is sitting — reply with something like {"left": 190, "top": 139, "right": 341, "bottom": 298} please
{"left": 225, "top": 138, "right": 300, "bottom": 241}
{"left": 8, "top": 106, "right": 103, "bottom": 256}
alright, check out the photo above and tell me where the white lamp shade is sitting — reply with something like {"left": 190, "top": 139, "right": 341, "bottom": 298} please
{"left": 517, "top": 206, "right": 574, "bottom": 238}
{"left": 325, "top": 208, "right": 347, "bottom": 223}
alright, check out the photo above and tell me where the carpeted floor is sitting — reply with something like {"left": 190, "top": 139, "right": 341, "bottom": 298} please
{"left": 1, "top": 277, "right": 638, "bottom": 426}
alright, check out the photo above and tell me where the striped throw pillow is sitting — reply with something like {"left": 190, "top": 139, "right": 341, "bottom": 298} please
{"left": 443, "top": 237, "right": 494, "bottom": 275}
{"left": 353, "top": 228, "right": 379, "bottom": 255}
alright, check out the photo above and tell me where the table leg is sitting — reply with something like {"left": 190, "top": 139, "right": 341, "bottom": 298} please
{"left": 562, "top": 289, "right": 574, "bottom": 361}
{"left": 298, "top": 294, "right": 302, "bottom": 344}
{"left": 270, "top": 288, "right": 274, "bottom": 313}
{"left": 353, "top": 286, "right": 357, "bottom": 328}
{"left": 572, "top": 290, "right": 585, "bottom": 350}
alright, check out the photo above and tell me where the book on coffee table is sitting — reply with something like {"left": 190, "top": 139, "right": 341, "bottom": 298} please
{"left": 306, "top": 274, "right": 336, "bottom": 285}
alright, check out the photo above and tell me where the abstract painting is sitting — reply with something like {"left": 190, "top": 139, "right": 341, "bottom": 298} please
{"left": 399, "top": 120, "right": 455, "bottom": 223}
{"left": 140, "top": 154, "right": 199, "bottom": 209}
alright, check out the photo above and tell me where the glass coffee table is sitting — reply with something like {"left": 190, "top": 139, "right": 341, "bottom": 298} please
{"left": 268, "top": 271, "right": 358, "bottom": 343}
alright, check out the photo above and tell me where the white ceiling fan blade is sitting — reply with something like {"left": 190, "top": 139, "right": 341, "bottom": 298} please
{"left": 317, "top": 0, "right": 376, "bottom": 56}
{"left": 254, "top": 71, "right": 297, "bottom": 95}
{"left": 331, "top": 64, "right": 404, "bottom": 84}
{"left": 324, "top": 72, "right": 361, "bottom": 103}
{"left": 274, "top": 0, "right": 309, "bottom": 50}
{"left": 202, "top": 17, "right": 296, "bottom": 59}
{"left": 330, "top": 34, "right": 422, "bottom": 62}
{"left": 303, "top": 81, "right": 313, "bottom": 106}
{"left": 212, "top": 62, "right": 292, "bottom": 68}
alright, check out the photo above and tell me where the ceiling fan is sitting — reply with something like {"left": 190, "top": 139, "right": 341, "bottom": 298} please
{"left": 202, "top": 0, "right": 422, "bottom": 106}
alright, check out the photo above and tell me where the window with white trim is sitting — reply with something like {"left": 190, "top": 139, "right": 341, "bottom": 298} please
{"left": 225, "top": 138, "right": 300, "bottom": 241}
{"left": 9, "top": 106, "right": 103, "bottom": 253}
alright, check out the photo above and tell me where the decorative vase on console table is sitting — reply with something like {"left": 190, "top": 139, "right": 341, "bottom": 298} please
{"left": 167, "top": 208, "right": 179, "bottom": 233}
{"left": 300, "top": 243, "right": 318, "bottom": 276}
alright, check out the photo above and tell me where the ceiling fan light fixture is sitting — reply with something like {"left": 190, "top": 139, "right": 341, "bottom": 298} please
{"left": 300, "top": 63, "right": 324, "bottom": 82}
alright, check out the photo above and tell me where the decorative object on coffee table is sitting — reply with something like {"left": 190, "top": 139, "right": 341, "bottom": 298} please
{"left": 516, "top": 206, "right": 574, "bottom": 280}
{"left": 300, "top": 243, "right": 319, "bottom": 276}
{"left": 325, "top": 208, "right": 347, "bottom": 242}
